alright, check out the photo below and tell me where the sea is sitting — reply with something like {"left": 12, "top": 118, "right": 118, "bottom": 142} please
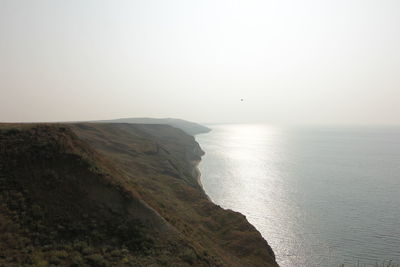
{"left": 196, "top": 124, "right": 400, "bottom": 267}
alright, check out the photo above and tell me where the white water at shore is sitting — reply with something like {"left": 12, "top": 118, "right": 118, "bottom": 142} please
{"left": 196, "top": 124, "right": 400, "bottom": 267}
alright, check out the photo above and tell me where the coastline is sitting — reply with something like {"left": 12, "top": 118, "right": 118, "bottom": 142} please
{"left": 0, "top": 123, "right": 278, "bottom": 266}
{"left": 192, "top": 158, "right": 211, "bottom": 201}
{"left": 193, "top": 133, "right": 278, "bottom": 266}
{"left": 192, "top": 131, "right": 211, "bottom": 200}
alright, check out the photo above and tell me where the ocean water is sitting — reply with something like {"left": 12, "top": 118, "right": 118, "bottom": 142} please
{"left": 196, "top": 124, "right": 400, "bottom": 267}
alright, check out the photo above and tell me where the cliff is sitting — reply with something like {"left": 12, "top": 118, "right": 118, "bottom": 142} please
{"left": 0, "top": 123, "right": 277, "bottom": 266}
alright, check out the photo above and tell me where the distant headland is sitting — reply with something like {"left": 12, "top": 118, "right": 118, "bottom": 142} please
{"left": 97, "top": 117, "right": 211, "bottom": 136}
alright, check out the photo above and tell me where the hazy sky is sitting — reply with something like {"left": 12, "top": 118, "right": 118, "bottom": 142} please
{"left": 1, "top": 0, "right": 399, "bottom": 125}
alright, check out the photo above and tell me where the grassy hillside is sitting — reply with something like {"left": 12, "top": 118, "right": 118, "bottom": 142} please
{"left": 0, "top": 123, "right": 277, "bottom": 266}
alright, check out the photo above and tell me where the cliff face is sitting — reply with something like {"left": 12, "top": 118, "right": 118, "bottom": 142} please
{"left": 0, "top": 123, "right": 277, "bottom": 266}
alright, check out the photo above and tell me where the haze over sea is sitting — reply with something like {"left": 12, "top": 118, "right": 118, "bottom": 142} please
{"left": 196, "top": 124, "right": 400, "bottom": 267}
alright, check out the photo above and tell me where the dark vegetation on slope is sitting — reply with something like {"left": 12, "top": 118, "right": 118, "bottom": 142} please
{"left": 0, "top": 123, "right": 277, "bottom": 267}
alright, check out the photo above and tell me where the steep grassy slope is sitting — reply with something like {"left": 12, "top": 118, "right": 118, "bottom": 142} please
{"left": 0, "top": 124, "right": 210, "bottom": 266}
{"left": 71, "top": 123, "right": 277, "bottom": 267}
{"left": 0, "top": 123, "right": 277, "bottom": 266}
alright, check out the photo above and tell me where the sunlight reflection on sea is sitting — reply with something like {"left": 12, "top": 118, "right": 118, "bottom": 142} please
{"left": 197, "top": 124, "right": 400, "bottom": 267}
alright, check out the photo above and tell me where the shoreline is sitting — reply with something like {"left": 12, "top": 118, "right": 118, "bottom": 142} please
{"left": 192, "top": 134, "right": 278, "bottom": 265}
{"left": 192, "top": 159, "right": 211, "bottom": 201}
